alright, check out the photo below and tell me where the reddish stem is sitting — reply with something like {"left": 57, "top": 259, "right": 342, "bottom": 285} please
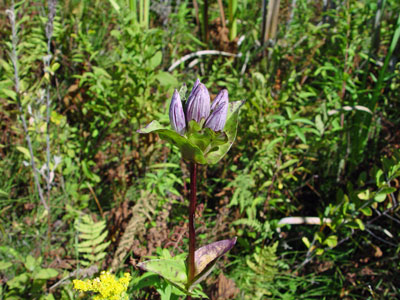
{"left": 187, "top": 162, "right": 197, "bottom": 299}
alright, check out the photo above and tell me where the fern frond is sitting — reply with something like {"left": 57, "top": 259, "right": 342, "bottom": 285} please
{"left": 75, "top": 214, "right": 110, "bottom": 266}
{"left": 110, "top": 192, "right": 158, "bottom": 271}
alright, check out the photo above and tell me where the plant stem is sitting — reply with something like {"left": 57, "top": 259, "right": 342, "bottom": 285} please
{"left": 228, "top": 0, "right": 237, "bottom": 41}
{"left": 187, "top": 162, "right": 197, "bottom": 296}
{"left": 203, "top": 0, "right": 209, "bottom": 43}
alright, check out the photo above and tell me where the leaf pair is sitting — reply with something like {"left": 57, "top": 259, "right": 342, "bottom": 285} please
{"left": 137, "top": 238, "right": 236, "bottom": 296}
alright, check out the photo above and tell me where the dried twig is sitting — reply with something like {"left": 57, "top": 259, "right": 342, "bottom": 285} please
{"left": 168, "top": 50, "right": 242, "bottom": 72}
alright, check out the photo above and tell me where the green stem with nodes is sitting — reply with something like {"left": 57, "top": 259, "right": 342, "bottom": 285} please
{"left": 187, "top": 162, "right": 197, "bottom": 299}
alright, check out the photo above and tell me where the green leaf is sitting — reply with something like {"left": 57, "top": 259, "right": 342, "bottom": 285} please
{"left": 7, "top": 273, "right": 29, "bottom": 290}
{"left": 24, "top": 255, "right": 36, "bottom": 272}
{"left": 360, "top": 206, "right": 372, "bottom": 216}
{"left": 357, "top": 190, "right": 370, "bottom": 200}
{"left": 293, "top": 126, "right": 306, "bottom": 143}
{"left": 2, "top": 88, "right": 17, "bottom": 101}
{"left": 81, "top": 161, "right": 100, "bottom": 182}
{"left": 34, "top": 268, "right": 58, "bottom": 280}
{"left": 155, "top": 72, "right": 179, "bottom": 87}
{"left": 107, "top": 0, "right": 120, "bottom": 12}
{"left": 0, "top": 261, "right": 12, "bottom": 270}
{"left": 188, "top": 130, "right": 214, "bottom": 151}
{"left": 292, "top": 118, "right": 315, "bottom": 126}
{"left": 323, "top": 235, "right": 337, "bottom": 248}
{"left": 149, "top": 51, "right": 162, "bottom": 69}
{"left": 205, "top": 101, "right": 244, "bottom": 164}
{"left": 138, "top": 121, "right": 206, "bottom": 164}
{"left": 279, "top": 159, "right": 299, "bottom": 170}
{"left": 374, "top": 187, "right": 395, "bottom": 202}
{"left": 16, "top": 146, "right": 31, "bottom": 160}
{"left": 302, "top": 237, "right": 310, "bottom": 248}
{"left": 137, "top": 258, "right": 188, "bottom": 293}
{"left": 315, "top": 115, "right": 324, "bottom": 135}
{"left": 355, "top": 218, "right": 365, "bottom": 231}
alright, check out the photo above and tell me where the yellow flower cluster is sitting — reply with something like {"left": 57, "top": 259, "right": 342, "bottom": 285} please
{"left": 73, "top": 271, "right": 131, "bottom": 300}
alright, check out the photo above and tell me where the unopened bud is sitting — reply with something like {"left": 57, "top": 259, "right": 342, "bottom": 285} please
{"left": 204, "top": 89, "right": 228, "bottom": 132}
{"left": 185, "top": 81, "right": 210, "bottom": 124}
{"left": 169, "top": 89, "right": 186, "bottom": 135}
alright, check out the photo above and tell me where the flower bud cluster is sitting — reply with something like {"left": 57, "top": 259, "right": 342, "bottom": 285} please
{"left": 169, "top": 79, "right": 229, "bottom": 135}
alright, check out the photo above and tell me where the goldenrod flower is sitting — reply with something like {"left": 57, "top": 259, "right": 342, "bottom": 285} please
{"left": 73, "top": 271, "right": 131, "bottom": 300}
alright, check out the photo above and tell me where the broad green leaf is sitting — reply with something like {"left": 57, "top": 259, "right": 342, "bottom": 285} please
{"left": 374, "top": 191, "right": 387, "bottom": 202}
{"left": 24, "top": 255, "right": 36, "bottom": 272}
{"left": 149, "top": 51, "right": 162, "bottom": 69}
{"left": 155, "top": 72, "right": 179, "bottom": 87}
{"left": 34, "top": 268, "right": 58, "bottom": 280}
{"left": 357, "top": 190, "right": 370, "bottom": 200}
{"left": 323, "top": 235, "right": 337, "bottom": 248}
{"left": 137, "top": 258, "right": 188, "bottom": 293}
{"left": 7, "top": 273, "right": 29, "bottom": 290}
{"left": 360, "top": 206, "right": 372, "bottom": 216}
{"left": 138, "top": 121, "right": 206, "bottom": 164}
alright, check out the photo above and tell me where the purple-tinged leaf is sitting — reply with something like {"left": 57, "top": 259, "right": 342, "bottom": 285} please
{"left": 188, "top": 237, "right": 236, "bottom": 289}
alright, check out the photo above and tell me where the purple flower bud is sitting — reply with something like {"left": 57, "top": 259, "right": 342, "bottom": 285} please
{"left": 204, "top": 89, "right": 228, "bottom": 132}
{"left": 188, "top": 78, "right": 200, "bottom": 99}
{"left": 210, "top": 89, "right": 228, "bottom": 111}
{"left": 169, "top": 89, "right": 186, "bottom": 135}
{"left": 185, "top": 82, "right": 210, "bottom": 124}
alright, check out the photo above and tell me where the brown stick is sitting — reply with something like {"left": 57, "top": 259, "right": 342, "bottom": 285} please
{"left": 217, "top": 0, "right": 226, "bottom": 28}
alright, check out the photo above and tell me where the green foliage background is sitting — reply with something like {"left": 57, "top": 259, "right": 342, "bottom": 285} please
{"left": 0, "top": 0, "right": 400, "bottom": 299}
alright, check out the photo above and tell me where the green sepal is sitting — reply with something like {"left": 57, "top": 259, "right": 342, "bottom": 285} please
{"left": 138, "top": 121, "right": 206, "bottom": 164}
{"left": 205, "top": 101, "right": 244, "bottom": 164}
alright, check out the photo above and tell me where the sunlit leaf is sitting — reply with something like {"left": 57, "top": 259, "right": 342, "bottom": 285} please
{"left": 137, "top": 121, "right": 206, "bottom": 164}
{"left": 205, "top": 101, "right": 244, "bottom": 164}
{"left": 137, "top": 258, "right": 188, "bottom": 293}
{"left": 34, "top": 268, "right": 58, "bottom": 280}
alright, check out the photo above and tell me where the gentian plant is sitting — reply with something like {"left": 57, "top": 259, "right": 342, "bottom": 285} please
{"left": 138, "top": 79, "right": 244, "bottom": 298}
